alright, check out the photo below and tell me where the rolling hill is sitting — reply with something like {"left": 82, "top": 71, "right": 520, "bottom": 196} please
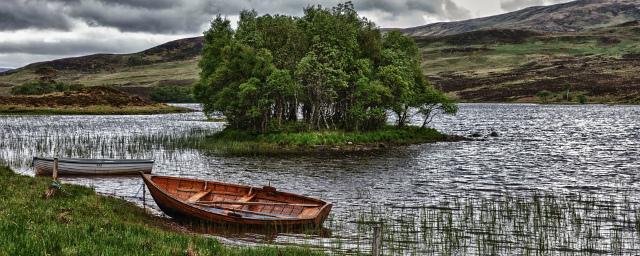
{"left": 0, "top": 37, "right": 202, "bottom": 95}
{"left": 400, "top": 0, "right": 640, "bottom": 37}
{"left": 1, "top": 0, "right": 639, "bottom": 103}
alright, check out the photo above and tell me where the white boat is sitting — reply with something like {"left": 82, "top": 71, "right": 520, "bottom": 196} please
{"left": 33, "top": 157, "right": 154, "bottom": 176}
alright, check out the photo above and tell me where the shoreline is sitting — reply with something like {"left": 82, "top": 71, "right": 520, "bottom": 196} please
{"left": 0, "top": 165, "right": 322, "bottom": 255}
{"left": 194, "top": 127, "right": 469, "bottom": 156}
{"left": 0, "top": 104, "right": 194, "bottom": 115}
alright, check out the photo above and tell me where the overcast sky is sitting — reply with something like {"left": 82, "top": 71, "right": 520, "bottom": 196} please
{"left": 0, "top": 0, "right": 573, "bottom": 68}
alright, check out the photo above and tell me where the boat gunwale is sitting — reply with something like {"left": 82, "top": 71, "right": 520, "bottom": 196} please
{"left": 33, "top": 157, "right": 155, "bottom": 164}
{"left": 142, "top": 173, "right": 332, "bottom": 222}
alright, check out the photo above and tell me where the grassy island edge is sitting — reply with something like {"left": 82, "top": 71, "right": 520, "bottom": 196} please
{"left": 195, "top": 126, "right": 467, "bottom": 155}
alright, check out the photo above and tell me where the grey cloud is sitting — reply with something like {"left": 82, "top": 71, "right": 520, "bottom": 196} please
{"left": 0, "top": 1, "right": 71, "bottom": 31}
{"left": 357, "top": 0, "right": 471, "bottom": 21}
{"left": 0, "top": 38, "right": 144, "bottom": 55}
{"left": 500, "top": 0, "right": 575, "bottom": 12}
{"left": 501, "top": 0, "right": 544, "bottom": 11}
{"left": 0, "top": 0, "right": 471, "bottom": 34}
{"left": 68, "top": 1, "right": 214, "bottom": 34}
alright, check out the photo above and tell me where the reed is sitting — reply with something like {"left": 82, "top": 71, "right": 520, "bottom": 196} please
{"left": 310, "top": 193, "right": 640, "bottom": 255}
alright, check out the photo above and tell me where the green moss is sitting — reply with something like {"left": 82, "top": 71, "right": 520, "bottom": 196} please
{"left": 0, "top": 166, "right": 323, "bottom": 256}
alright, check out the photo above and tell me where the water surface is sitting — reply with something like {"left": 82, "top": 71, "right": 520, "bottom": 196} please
{"left": 1, "top": 103, "right": 639, "bottom": 254}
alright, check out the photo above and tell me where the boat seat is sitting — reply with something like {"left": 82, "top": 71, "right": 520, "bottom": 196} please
{"left": 238, "top": 193, "right": 256, "bottom": 202}
{"left": 187, "top": 191, "right": 210, "bottom": 203}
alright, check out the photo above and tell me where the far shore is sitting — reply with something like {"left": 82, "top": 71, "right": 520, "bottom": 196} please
{"left": 0, "top": 104, "right": 193, "bottom": 115}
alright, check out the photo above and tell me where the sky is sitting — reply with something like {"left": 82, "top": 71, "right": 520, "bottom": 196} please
{"left": 0, "top": 0, "right": 574, "bottom": 68}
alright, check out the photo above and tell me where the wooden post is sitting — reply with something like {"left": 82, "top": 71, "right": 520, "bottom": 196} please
{"left": 143, "top": 185, "right": 146, "bottom": 211}
{"left": 52, "top": 157, "right": 59, "bottom": 180}
{"left": 45, "top": 157, "right": 60, "bottom": 199}
{"left": 372, "top": 224, "right": 382, "bottom": 256}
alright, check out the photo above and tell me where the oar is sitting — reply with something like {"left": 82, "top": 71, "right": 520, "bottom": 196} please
{"left": 197, "top": 201, "right": 321, "bottom": 207}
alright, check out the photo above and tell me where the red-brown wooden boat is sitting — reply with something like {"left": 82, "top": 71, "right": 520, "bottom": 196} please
{"left": 141, "top": 173, "right": 332, "bottom": 227}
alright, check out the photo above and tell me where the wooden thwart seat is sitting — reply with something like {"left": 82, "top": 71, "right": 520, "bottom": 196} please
{"left": 187, "top": 191, "right": 210, "bottom": 203}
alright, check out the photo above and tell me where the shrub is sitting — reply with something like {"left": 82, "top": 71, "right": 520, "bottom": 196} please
{"left": 535, "top": 90, "right": 553, "bottom": 103}
{"left": 150, "top": 85, "right": 195, "bottom": 103}
{"left": 11, "top": 81, "right": 84, "bottom": 95}
{"left": 578, "top": 95, "right": 588, "bottom": 104}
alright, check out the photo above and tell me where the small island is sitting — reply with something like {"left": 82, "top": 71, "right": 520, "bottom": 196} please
{"left": 193, "top": 4, "right": 459, "bottom": 154}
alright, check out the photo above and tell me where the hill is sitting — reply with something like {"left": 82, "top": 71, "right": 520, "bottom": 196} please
{"left": 0, "top": 0, "right": 639, "bottom": 103}
{"left": 400, "top": 0, "right": 640, "bottom": 37}
{"left": 0, "top": 68, "right": 11, "bottom": 73}
{"left": 0, "top": 37, "right": 202, "bottom": 96}
{"left": 420, "top": 23, "right": 640, "bottom": 103}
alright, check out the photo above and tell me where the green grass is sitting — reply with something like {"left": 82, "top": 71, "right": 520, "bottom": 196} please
{"left": 0, "top": 165, "right": 323, "bottom": 256}
{"left": 0, "top": 104, "right": 193, "bottom": 115}
{"left": 195, "top": 126, "right": 458, "bottom": 155}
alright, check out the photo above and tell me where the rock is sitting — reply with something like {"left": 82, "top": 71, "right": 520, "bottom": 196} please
{"left": 471, "top": 132, "right": 482, "bottom": 138}
{"left": 490, "top": 131, "right": 499, "bottom": 137}
{"left": 347, "top": 141, "right": 353, "bottom": 145}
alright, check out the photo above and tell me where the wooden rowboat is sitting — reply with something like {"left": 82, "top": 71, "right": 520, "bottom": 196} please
{"left": 33, "top": 157, "right": 153, "bottom": 176}
{"left": 141, "top": 174, "right": 333, "bottom": 227}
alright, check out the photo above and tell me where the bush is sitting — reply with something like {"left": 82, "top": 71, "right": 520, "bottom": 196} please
{"left": 11, "top": 81, "right": 84, "bottom": 95}
{"left": 578, "top": 95, "right": 588, "bottom": 104}
{"left": 149, "top": 85, "right": 195, "bottom": 103}
{"left": 535, "top": 90, "right": 553, "bottom": 103}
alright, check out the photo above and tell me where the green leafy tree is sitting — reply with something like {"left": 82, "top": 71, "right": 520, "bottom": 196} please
{"left": 417, "top": 86, "right": 458, "bottom": 128}
{"left": 150, "top": 85, "right": 194, "bottom": 103}
{"left": 536, "top": 90, "right": 553, "bottom": 103}
{"left": 194, "top": 15, "right": 234, "bottom": 107}
{"left": 194, "top": 2, "right": 456, "bottom": 133}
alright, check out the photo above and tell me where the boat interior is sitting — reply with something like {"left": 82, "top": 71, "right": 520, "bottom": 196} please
{"left": 150, "top": 176, "right": 325, "bottom": 220}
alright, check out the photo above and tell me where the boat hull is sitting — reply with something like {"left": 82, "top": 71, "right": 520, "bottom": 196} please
{"left": 33, "top": 157, "right": 153, "bottom": 176}
{"left": 142, "top": 174, "right": 332, "bottom": 227}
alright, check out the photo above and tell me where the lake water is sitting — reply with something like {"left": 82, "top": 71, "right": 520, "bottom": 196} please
{"left": 1, "top": 103, "right": 639, "bottom": 255}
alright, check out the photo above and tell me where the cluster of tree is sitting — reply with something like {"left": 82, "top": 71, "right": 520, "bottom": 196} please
{"left": 12, "top": 67, "right": 84, "bottom": 95}
{"left": 195, "top": 2, "right": 457, "bottom": 132}
{"left": 150, "top": 85, "right": 195, "bottom": 103}
{"left": 536, "top": 88, "right": 588, "bottom": 104}
{"left": 11, "top": 81, "right": 84, "bottom": 95}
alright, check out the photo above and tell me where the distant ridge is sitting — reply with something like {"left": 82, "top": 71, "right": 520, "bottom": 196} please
{"left": 400, "top": 0, "right": 640, "bottom": 37}
{"left": 18, "top": 36, "right": 203, "bottom": 73}
{"left": 0, "top": 68, "right": 12, "bottom": 73}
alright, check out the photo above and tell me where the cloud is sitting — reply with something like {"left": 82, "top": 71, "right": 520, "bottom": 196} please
{"left": 0, "top": 21, "right": 190, "bottom": 67}
{"left": 0, "top": 0, "right": 471, "bottom": 34}
{"left": 0, "top": 1, "right": 72, "bottom": 31}
{"left": 500, "top": 0, "right": 574, "bottom": 12}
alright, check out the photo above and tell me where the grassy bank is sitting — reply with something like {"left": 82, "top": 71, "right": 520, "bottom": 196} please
{"left": 196, "top": 126, "right": 464, "bottom": 155}
{"left": 0, "top": 104, "right": 192, "bottom": 115}
{"left": 0, "top": 166, "right": 322, "bottom": 255}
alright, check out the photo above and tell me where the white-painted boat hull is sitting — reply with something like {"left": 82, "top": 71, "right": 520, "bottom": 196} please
{"left": 33, "top": 157, "right": 154, "bottom": 176}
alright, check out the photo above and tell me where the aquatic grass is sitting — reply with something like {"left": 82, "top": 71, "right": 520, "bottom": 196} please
{"left": 313, "top": 193, "right": 640, "bottom": 255}
{"left": 0, "top": 165, "right": 323, "bottom": 256}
